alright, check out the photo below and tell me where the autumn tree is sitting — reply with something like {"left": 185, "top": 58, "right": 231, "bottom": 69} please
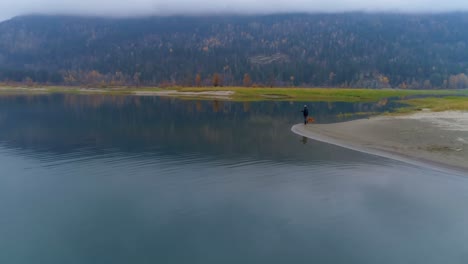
{"left": 195, "top": 74, "right": 202, "bottom": 87}
{"left": 378, "top": 75, "right": 390, "bottom": 88}
{"left": 243, "top": 73, "right": 252, "bottom": 87}
{"left": 85, "top": 70, "right": 105, "bottom": 87}
{"left": 448, "top": 73, "right": 468, "bottom": 89}
{"left": 212, "top": 73, "right": 221, "bottom": 87}
{"left": 63, "top": 70, "right": 77, "bottom": 85}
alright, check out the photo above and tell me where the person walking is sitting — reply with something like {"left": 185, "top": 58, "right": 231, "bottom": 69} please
{"left": 301, "top": 105, "right": 309, "bottom": 125}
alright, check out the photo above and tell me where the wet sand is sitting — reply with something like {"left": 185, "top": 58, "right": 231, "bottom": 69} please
{"left": 292, "top": 111, "right": 468, "bottom": 173}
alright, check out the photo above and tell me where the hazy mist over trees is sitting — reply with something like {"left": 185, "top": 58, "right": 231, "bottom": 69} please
{"left": 2, "top": 0, "right": 468, "bottom": 21}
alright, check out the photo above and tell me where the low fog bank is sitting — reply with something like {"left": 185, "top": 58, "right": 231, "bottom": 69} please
{"left": 2, "top": 0, "right": 468, "bottom": 21}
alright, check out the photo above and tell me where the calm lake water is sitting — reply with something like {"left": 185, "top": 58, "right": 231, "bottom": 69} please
{"left": 1, "top": 94, "right": 468, "bottom": 264}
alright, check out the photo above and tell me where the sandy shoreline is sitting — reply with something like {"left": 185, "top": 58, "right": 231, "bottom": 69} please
{"left": 292, "top": 111, "right": 468, "bottom": 174}
{"left": 134, "top": 90, "right": 234, "bottom": 99}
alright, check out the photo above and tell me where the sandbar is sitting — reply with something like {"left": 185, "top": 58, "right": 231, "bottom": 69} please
{"left": 292, "top": 111, "right": 468, "bottom": 174}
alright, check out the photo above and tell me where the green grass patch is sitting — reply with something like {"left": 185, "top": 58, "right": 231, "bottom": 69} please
{"left": 0, "top": 86, "right": 467, "bottom": 107}
{"left": 397, "top": 96, "right": 468, "bottom": 113}
{"left": 176, "top": 87, "right": 467, "bottom": 102}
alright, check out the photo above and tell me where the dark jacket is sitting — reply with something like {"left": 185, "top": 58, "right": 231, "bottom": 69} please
{"left": 302, "top": 108, "right": 309, "bottom": 117}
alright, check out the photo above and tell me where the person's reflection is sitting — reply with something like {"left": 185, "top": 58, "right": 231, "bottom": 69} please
{"left": 301, "top": 136, "right": 308, "bottom": 145}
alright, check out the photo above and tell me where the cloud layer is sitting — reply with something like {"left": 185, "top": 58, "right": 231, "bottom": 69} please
{"left": 2, "top": 0, "right": 468, "bottom": 21}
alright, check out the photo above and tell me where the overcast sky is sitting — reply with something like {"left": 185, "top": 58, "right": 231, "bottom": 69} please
{"left": 1, "top": 0, "right": 468, "bottom": 21}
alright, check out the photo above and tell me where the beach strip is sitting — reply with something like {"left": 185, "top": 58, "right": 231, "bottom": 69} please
{"left": 292, "top": 111, "right": 468, "bottom": 173}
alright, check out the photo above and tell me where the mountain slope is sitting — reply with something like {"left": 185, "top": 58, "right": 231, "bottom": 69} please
{"left": 0, "top": 13, "right": 468, "bottom": 88}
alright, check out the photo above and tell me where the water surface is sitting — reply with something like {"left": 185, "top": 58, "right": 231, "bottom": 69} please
{"left": 0, "top": 94, "right": 467, "bottom": 264}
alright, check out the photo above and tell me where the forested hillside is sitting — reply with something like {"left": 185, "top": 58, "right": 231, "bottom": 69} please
{"left": 1, "top": 13, "right": 468, "bottom": 88}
